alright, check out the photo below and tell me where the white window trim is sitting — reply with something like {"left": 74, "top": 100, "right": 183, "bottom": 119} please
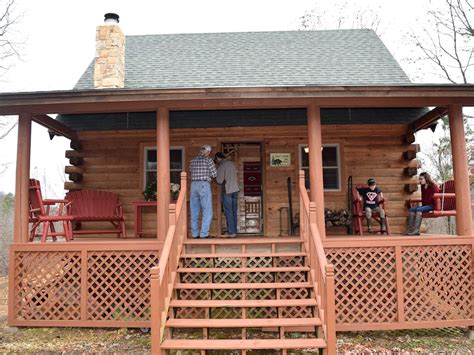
{"left": 144, "top": 146, "right": 185, "bottom": 187}
{"left": 298, "top": 143, "right": 341, "bottom": 192}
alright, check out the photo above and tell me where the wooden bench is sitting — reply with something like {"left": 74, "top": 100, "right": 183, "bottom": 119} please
{"left": 65, "top": 190, "right": 127, "bottom": 238}
{"left": 408, "top": 180, "right": 456, "bottom": 218}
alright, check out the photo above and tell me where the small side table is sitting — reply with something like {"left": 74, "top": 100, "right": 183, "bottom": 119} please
{"left": 133, "top": 201, "right": 157, "bottom": 238}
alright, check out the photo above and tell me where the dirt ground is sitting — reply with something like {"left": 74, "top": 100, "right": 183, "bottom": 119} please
{"left": 1, "top": 276, "right": 473, "bottom": 354}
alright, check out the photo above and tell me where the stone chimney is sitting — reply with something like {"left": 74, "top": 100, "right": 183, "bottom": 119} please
{"left": 94, "top": 13, "right": 125, "bottom": 89}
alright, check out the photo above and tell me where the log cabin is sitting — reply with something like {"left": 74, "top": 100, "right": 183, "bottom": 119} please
{"left": 2, "top": 14, "right": 474, "bottom": 354}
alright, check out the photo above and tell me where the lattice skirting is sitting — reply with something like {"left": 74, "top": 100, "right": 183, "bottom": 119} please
{"left": 12, "top": 249, "right": 159, "bottom": 326}
{"left": 326, "top": 244, "right": 473, "bottom": 328}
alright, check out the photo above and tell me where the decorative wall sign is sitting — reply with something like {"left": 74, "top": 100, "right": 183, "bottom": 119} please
{"left": 270, "top": 153, "right": 291, "bottom": 167}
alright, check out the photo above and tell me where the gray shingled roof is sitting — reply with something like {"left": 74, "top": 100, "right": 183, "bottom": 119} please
{"left": 74, "top": 29, "right": 410, "bottom": 90}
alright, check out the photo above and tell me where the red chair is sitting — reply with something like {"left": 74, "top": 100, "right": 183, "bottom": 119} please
{"left": 352, "top": 185, "right": 390, "bottom": 235}
{"left": 408, "top": 180, "right": 456, "bottom": 218}
{"left": 29, "top": 179, "right": 73, "bottom": 242}
{"left": 65, "top": 190, "right": 126, "bottom": 238}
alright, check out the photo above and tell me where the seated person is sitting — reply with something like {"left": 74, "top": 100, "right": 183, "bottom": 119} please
{"left": 404, "top": 172, "right": 440, "bottom": 236}
{"left": 357, "top": 178, "right": 386, "bottom": 233}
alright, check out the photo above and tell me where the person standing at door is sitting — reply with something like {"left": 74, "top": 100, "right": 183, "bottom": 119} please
{"left": 189, "top": 144, "right": 217, "bottom": 238}
{"left": 215, "top": 152, "right": 240, "bottom": 237}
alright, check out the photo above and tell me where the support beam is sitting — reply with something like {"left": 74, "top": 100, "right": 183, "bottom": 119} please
{"left": 13, "top": 114, "right": 32, "bottom": 244}
{"left": 409, "top": 106, "right": 448, "bottom": 133}
{"left": 307, "top": 104, "right": 326, "bottom": 239}
{"left": 448, "top": 104, "right": 472, "bottom": 236}
{"left": 32, "top": 114, "right": 78, "bottom": 141}
{"left": 157, "top": 108, "right": 170, "bottom": 241}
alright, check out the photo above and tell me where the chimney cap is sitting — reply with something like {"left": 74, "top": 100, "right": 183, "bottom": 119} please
{"left": 104, "top": 13, "right": 119, "bottom": 24}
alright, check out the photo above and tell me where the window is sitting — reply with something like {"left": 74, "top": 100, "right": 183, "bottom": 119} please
{"left": 299, "top": 144, "right": 340, "bottom": 191}
{"left": 144, "top": 146, "right": 184, "bottom": 187}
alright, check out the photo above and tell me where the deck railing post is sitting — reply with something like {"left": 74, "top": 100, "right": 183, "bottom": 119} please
{"left": 395, "top": 245, "right": 405, "bottom": 325}
{"left": 180, "top": 172, "right": 188, "bottom": 240}
{"left": 448, "top": 104, "right": 473, "bottom": 236}
{"left": 309, "top": 202, "right": 318, "bottom": 269}
{"left": 150, "top": 266, "right": 162, "bottom": 355}
{"left": 299, "top": 170, "right": 306, "bottom": 243}
{"left": 325, "top": 264, "right": 337, "bottom": 355}
{"left": 169, "top": 204, "right": 176, "bottom": 227}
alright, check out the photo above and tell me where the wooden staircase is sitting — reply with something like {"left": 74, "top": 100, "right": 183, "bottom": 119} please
{"left": 159, "top": 237, "right": 327, "bottom": 354}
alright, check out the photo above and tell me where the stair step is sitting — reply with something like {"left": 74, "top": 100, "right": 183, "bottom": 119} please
{"left": 181, "top": 252, "right": 306, "bottom": 258}
{"left": 170, "top": 299, "right": 317, "bottom": 308}
{"left": 167, "top": 317, "right": 322, "bottom": 328}
{"left": 161, "top": 338, "right": 326, "bottom": 350}
{"left": 184, "top": 237, "right": 303, "bottom": 245}
{"left": 175, "top": 282, "right": 312, "bottom": 289}
{"left": 178, "top": 266, "right": 310, "bottom": 273}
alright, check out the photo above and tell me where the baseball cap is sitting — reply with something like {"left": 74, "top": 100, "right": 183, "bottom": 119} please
{"left": 200, "top": 144, "right": 212, "bottom": 152}
{"left": 367, "top": 178, "right": 376, "bottom": 186}
{"left": 215, "top": 152, "right": 226, "bottom": 159}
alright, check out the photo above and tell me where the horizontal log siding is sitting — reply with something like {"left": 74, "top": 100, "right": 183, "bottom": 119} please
{"left": 66, "top": 125, "right": 416, "bottom": 237}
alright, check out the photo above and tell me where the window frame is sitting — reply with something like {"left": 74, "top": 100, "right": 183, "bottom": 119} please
{"left": 298, "top": 143, "right": 341, "bottom": 192}
{"left": 143, "top": 145, "right": 185, "bottom": 188}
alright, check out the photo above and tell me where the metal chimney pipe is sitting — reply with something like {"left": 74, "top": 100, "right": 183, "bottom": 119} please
{"left": 104, "top": 13, "right": 119, "bottom": 25}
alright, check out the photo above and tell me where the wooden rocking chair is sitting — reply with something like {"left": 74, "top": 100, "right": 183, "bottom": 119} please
{"left": 352, "top": 185, "right": 391, "bottom": 235}
{"left": 65, "top": 190, "right": 127, "bottom": 238}
{"left": 28, "top": 179, "right": 73, "bottom": 242}
{"left": 408, "top": 180, "right": 456, "bottom": 218}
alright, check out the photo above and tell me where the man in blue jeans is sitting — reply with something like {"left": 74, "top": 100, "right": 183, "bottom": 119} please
{"left": 189, "top": 144, "right": 217, "bottom": 238}
{"left": 215, "top": 152, "right": 240, "bottom": 237}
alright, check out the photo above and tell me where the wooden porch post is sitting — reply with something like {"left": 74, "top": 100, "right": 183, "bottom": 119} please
{"left": 157, "top": 108, "right": 170, "bottom": 241}
{"left": 307, "top": 104, "right": 326, "bottom": 239}
{"left": 448, "top": 104, "right": 473, "bottom": 236}
{"left": 13, "top": 113, "right": 32, "bottom": 244}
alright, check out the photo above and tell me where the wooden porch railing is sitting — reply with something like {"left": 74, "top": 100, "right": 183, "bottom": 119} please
{"left": 9, "top": 240, "right": 161, "bottom": 327}
{"left": 324, "top": 235, "right": 474, "bottom": 331}
{"left": 299, "top": 170, "right": 336, "bottom": 354}
{"left": 150, "top": 172, "right": 187, "bottom": 355}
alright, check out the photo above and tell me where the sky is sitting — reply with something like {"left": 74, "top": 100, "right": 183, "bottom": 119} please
{"left": 0, "top": 0, "right": 470, "bottom": 194}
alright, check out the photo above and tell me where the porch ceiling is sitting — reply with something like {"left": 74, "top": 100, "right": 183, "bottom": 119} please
{"left": 58, "top": 108, "right": 429, "bottom": 131}
{"left": 0, "top": 84, "right": 473, "bottom": 115}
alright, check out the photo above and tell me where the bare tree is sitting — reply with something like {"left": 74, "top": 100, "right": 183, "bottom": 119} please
{"left": 0, "top": 115, "right": 17, "bottom": 175}
{"left": 411, "top": 0, "right": 473, "bottom": 83}
{"left": 0, "top": 0, "right": 21, "bottom": 165}
{"left": 411, "top": 0, "right": 473, "bottom": 186}
{"left": 0, "top": 0, "right": 22, "bottom": 74}
{"left": 0, "top": 192, "right": 14, "bottom": 275}
{"left": 298, "top": 1, "right": 386, "bottom": 37}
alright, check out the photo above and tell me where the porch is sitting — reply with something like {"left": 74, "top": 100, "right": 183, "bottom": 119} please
{"left": 2, "top": 85, "right": 474, "bottom": 354}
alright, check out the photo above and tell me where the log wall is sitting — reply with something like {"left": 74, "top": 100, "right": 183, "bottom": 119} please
{"left": 65, "top": 124, "right": 418, "bottom": 237}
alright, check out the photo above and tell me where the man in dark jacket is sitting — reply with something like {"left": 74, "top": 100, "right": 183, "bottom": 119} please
{"left": 215, "top": 152, "right": 240, "bottom": 237}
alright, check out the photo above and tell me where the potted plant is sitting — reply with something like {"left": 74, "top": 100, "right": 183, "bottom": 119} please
{"left": 143, "top": 181, "right": 181, "bottom": 202}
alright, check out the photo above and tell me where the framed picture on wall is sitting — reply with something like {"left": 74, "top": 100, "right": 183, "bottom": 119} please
{"left": 270, "top": 153, "right": 291, "bottom": 167}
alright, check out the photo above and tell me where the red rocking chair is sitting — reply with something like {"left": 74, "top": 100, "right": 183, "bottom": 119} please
{"left": 29, "top": 179, "right": 73, "bottom": 242}
{"left": 352, "top": 185, "right": 391, "bottom": 235}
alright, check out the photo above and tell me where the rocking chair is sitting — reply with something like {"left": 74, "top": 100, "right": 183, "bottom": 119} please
{"left": 29, "top": 179, "right": 73, "bottom": 242}
{"left": 352, "top": 185, "right": 391, "bottom": 235}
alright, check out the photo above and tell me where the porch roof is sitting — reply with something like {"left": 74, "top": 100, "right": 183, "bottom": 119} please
{"left": 0, "top": 85, "right": 473, "bottom": 116}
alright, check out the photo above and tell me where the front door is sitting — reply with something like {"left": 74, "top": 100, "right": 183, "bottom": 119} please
{"left": 220, "top": 142, "right": 264, "bottom": 235}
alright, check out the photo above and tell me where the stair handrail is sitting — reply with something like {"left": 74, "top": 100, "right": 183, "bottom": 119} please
{"left": 151, "top": 172, "right": 187, "bottom": 355}
{"left": 299, "top": 170, "right": 336, "bottom": 354}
